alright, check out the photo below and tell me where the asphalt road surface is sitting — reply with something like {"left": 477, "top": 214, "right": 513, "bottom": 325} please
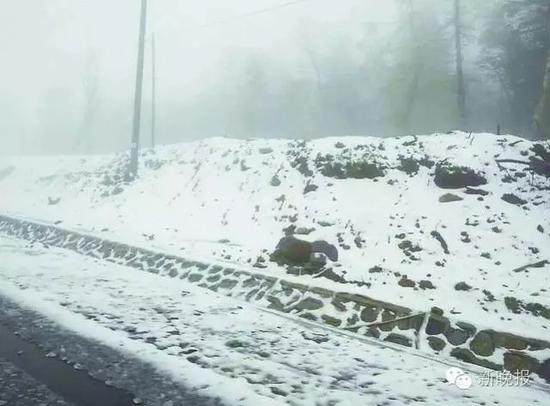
{"left": 0, "top": 294, "right": 222, "bottom": 406}
{"left": 0, "top": 321, "right": 134, "bottom": 406}
{"left": 0, "top": 358, "right": 72, "bottom": 406}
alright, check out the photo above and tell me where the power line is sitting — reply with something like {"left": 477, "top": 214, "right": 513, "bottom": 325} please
{"left": 194, "top": 0, "right": 316, "bottom": 30}
{"left": 157, "top": 0, "right": 399, "bottom": 35}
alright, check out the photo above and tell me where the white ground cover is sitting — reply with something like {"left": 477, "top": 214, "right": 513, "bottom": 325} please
{"left": 1, "top": 235, "right": 549, "bottom": 405}
{"left": 0, "top": 132, "right": 548, "bottom": 340}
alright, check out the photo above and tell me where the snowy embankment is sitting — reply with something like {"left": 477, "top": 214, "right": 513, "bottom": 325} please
{"left": 0, "top": 236, "right": 547, "bottom": 405}
{"left": 0, "top": 132, "right": 549, "bottom": 340}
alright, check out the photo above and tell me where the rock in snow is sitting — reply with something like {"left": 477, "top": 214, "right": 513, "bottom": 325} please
{"left": 271, "top": 236, "right": 338, "bottom": 265}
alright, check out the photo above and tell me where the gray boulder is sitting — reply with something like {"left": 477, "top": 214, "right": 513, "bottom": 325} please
{"left": 271, "top": 236, "right": 338, "bottom": 265}
{"left": 439, "top": 193, "right": 463, "bottom": 203}
{"left": 311, "top": 240, "right": 339, "bottom": 261}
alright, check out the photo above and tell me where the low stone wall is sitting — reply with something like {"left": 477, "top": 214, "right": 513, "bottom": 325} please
{"left": 0, "top": 214, "right": 548, "bottom": 382}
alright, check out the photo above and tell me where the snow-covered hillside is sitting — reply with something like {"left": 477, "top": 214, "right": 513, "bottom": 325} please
{"left": 1, "top": 132, "right": 549, "bottom": 340}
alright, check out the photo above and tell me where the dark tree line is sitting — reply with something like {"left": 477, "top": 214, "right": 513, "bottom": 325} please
{"left": 481, "top": 0, "right": 550, "bottom": 139}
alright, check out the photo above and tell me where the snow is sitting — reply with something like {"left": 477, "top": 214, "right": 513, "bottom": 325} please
{"left": 1, "top": 235, "right": 548, "bottom": 405}
{"left": 0, "top": 132, "right": 548, "bottom": 341}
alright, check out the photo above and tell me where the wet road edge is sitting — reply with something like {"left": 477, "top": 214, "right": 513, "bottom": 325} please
{"left": 0, "top": 294, "right": 223, "bottom": 406}
{"left": 0, "top": 321, "right": 135, "bottom": 406}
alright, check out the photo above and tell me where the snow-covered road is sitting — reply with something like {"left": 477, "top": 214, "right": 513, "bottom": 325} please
{"left": 0, "top": 235, "right": 548, "bottom": 405}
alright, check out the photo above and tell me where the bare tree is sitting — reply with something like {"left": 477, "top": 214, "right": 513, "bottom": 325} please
{"left": 404, "top": 0, "right": 424, "bottom": 133}
{"left": 75, "top": 50, "right": 99, "bottom": 153}
{"left": 534, "top": 4, "right": 550, "bottom": 139}
{"left": 535, "top": 54, "right": 550, "bottom": 139}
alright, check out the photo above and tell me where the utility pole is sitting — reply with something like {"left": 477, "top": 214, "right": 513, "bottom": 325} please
{"left": 454, "top": 0, "right": 466, "bottom": 129}
{"left": 128, "top": 0, "right": 148, "bottom": 180}
{"left": 151, "top": 33, "right": 157, "bottom": 149}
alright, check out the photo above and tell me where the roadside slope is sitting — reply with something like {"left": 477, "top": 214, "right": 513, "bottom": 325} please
{"left": 0, "top": 132, "right": 549, "bottom": 340}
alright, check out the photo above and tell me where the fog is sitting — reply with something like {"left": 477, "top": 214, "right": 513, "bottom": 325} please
{"left": 0, "top": 0, "right": 548, "bottom": 155}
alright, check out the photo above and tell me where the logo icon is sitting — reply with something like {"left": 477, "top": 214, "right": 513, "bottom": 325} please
{"left": 446, "top": 367, "right": 473, "bottom": 389}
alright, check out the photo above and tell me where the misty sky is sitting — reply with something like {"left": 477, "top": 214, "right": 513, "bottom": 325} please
{"left": 0, "top": 0, "right": 401, "bottom": 154}
{"left": 1, "top": 0, "right": 396, "bottom": 94}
